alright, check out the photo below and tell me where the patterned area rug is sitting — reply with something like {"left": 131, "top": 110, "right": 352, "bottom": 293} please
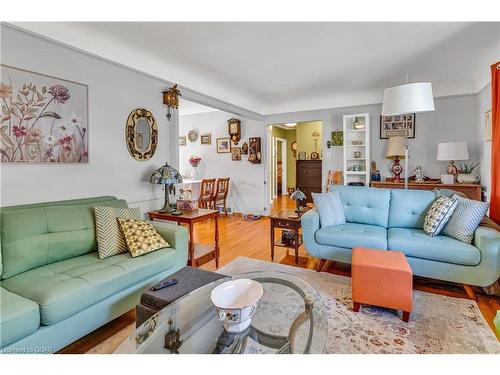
{"left": 88, "top": 257, "right": 499, "bottom": 354}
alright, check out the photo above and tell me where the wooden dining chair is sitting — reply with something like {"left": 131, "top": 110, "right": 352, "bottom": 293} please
{"left": 212, "top": 177, "right": 230, "bottom": 214}
{"left": 198, "top": 178, "right": 216, "bottom": 209}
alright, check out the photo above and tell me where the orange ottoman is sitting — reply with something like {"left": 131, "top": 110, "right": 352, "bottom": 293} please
{"left": 352, "top": 247, "right": 413, "bottom": 322}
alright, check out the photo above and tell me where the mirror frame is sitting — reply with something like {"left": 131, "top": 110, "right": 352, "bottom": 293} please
{"left": 125, "top": 108, "right": 158, "bottom": 161}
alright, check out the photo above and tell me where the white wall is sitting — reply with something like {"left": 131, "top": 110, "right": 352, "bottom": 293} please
{"left": 265, "top": 94, "right": 481, "bottom": 189}
{"left": 0, "top": 25, "right": 173, "bottom": 212}
{"left": 179, "top": 110, "right": 266, "bottom": 215}
{"left": 477, "top": 83, "right": 492, "bottom": 201}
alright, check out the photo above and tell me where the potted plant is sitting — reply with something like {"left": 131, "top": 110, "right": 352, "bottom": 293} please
{"left": 457, "top": 161, "right": 480, "bottom": 184}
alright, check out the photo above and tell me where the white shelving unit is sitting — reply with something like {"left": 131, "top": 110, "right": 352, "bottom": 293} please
{"left": 343, "top": 113, "right": 370, "bottom": 186}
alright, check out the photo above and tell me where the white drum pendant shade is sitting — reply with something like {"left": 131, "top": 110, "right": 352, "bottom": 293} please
{"left": 381, "top": 82, "right": 435, "bottom": 116}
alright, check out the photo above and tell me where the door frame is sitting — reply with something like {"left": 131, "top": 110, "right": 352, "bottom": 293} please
{"left": 272, "top": 137, "right": 287, "bottom": 198}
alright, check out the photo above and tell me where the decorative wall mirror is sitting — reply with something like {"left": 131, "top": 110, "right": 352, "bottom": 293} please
{"left": 126, "top": 108, "right": 158, "bottom": 161}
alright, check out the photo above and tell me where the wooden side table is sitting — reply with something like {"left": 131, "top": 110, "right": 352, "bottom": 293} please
{"left": 148, "top": 209, "right": 220, "bottom": 268}
{"left": 270, "top": 209, "right": 308, "bottom": 265}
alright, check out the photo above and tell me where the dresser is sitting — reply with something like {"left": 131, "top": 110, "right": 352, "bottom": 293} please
{"left": 296, "top": 159, "right": 322, "bottom": 203}
{"left": 370, "top": 181, "right": 482, "bottom": 201}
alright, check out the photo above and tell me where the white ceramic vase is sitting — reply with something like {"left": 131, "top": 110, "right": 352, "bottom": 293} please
{"left": 457, "top": 174, "right": 480, "bottom": 184}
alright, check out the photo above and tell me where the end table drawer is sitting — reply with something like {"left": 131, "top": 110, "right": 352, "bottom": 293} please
{"left": 273, "top": 218, "right": 299, "bottom": 229}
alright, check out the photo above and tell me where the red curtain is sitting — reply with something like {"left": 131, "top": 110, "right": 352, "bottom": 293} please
{"left": 490, "top": 62, "right": 500, "bottom": 223}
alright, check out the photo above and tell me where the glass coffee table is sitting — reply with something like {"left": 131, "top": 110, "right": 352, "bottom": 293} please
{"left": 115, "top": 271, "right": 327, "bottom": 354}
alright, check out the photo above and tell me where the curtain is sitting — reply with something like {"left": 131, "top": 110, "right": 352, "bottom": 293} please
{"left": 490, "top": 62, "right": 500, "bottom": 223}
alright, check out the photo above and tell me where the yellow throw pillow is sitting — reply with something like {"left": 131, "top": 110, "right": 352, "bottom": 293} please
{"left": 117, "top": 218, "right": 170, "bottom": 257}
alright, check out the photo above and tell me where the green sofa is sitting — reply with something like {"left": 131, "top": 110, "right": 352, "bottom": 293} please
{"left": 0, "top": 196, "right": 188, "bottom": 353}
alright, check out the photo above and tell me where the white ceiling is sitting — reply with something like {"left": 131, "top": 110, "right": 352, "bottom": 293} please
{"left": 12, "top": 22, "right": 500, "bottom": 114}
{"left": 179, "top": 99, "right": 218, "bottom": 116}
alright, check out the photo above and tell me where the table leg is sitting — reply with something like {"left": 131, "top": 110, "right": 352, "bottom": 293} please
{"left": 294, "top": 228, "right": 299, "bottom": 265}
{"left": 215, "top": 215, "right": 220, "bottom": 268}
{"left": 270, "top": 221, "right": 274, "bottom": 262}
{"left": 188, "top": 222, "right": 195, "bottom": 267}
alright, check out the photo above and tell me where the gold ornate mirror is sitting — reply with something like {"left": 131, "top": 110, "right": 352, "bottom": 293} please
{"left": 125, "top": 108, "right": 158, "bottom": 161}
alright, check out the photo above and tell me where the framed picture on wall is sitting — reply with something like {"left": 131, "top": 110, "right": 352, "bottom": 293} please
{"left": 200, "top": 133, "right": 211, "bottom": 145}
{"left": 216, "top": 137, "right": 231, "bottom": 153}
{"left": 231, "top": 147, "right": 241, "bottom": 161}
{"left": 0, "top": 64, "right": 89, "bottom": 163}
{"left": 179, "top": 136, "right": 187, "bottom": 146}
{"left": 380, "top": 114, "right": 416, "bottom": 139}
{"left": 485, "top": 110, "right": 492, "bottom": 142}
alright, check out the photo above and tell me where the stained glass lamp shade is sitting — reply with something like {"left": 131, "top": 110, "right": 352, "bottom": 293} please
{"left": 290, "top": 189, "right": 306, "bottom": 213}
{"left": 150, "top": 163, "right": 183, "bottom": 213}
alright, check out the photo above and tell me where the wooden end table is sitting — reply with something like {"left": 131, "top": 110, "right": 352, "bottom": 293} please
{"left": 148, "top": 209, "right": 220, "bottom": 268}
{"left": 270, "top": 209, "right": 308, "bottom": 265}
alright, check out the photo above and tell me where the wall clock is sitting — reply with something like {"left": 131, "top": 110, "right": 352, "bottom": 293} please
{"left": 228, "top": 118, "right": 241, "bottom": 145}
{"left": 188, "top": 129, "right": 198, "bottom": 142}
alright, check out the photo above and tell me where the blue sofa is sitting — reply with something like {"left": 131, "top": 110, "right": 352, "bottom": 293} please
{"left": 0, "top": 196, "right": 188, "bottom": 354}
{"left": 301, "top": 186, "right": 500, "bottom": 288}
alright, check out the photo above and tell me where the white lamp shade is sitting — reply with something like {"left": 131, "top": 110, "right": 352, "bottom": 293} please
{"left": 436, "top": 142, "right": 469, "bottom": 161}
{"left": 381, "top": 82, "right": 435, "bottom": 116}
{"left": 386, "top": 136, "right": 406, "bottom": 159}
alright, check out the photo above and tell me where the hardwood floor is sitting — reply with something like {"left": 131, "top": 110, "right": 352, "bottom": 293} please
{"left": 58, "top": 195, "right": 499, "bottom": 353}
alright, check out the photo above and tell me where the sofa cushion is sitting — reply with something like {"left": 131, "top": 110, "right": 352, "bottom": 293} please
{"left": 388, "top": 189, "right": 436, "bottom": 229}
{"left": 311, "top": 191, "right": 346, "bottom": 227}
{"left": 315, "top": 223, "right": 388, "bottom": 250}
{"left": 0, "top": 287, "right": 40, "bottom": 347}
{"left": 0, "top": 196, "right": 128, "bottom": 279}
{"left": 329, "top": 186, "right": 390, "bottom": 228}
{"left": 1, "top": 249, "right": 177, "bottom": 325}
{"left": 388, "top": 228, "right": 481, "bottom": 266}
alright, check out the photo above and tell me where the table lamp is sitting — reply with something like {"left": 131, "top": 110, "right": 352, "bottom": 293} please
{"left": 386, "top": 136, "right": 406, "bottom": 182}
{"left": 436, "top": 142, "right": 469, "bottom": 183}
{"left": 150, "top": 162, "right": 183, "bottom": 213}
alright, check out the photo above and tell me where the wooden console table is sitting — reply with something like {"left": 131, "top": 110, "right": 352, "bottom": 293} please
{"left": 370, "top": 181, "right": 482, "bottom": 201}
{"left": 148, "top": 209, "right": 220, "bottom": 268}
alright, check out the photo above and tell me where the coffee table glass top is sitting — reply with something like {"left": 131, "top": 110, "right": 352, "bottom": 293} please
{"left": 115, "top": 271, "right": 327, "bottom": 354}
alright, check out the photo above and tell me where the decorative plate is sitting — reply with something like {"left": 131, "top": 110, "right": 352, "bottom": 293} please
{"left": 188, "top": 129, "right": 198, "bottom": 142}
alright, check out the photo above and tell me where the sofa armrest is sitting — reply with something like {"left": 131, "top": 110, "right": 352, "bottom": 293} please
{"left": 301, "top": 209, "right": 321, "bottom": 258}
{"left": 474, "top": 226, "right": 500, "bottom": 281}
{"left": 151, "top": 221, "right": 189, "bottom": 265}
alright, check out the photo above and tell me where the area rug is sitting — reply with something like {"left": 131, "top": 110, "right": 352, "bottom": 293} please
{"left": 88, "top": 257, "right": 499, "bottom": 354}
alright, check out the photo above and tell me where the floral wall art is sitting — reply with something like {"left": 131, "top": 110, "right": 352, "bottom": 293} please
{"left": 0, "top": 65, "right": 88, "bottom": 163}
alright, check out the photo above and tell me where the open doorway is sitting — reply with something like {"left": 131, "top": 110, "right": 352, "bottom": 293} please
{"left": 268, "top": 121, "right": 322, "bottom": 214}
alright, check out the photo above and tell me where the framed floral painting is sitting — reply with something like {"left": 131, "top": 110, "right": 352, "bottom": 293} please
{"left": 0, "top": 65, "right": 88, "bottom": 163}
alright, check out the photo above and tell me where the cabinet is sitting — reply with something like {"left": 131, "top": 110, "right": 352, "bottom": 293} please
{"left": 296, "top": 160, "right": 322, "bottom": 203}
{"left": 343, "top": 113, "right": 370, "bottom": 186}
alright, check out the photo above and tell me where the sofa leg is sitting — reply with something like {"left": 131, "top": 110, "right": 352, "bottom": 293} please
{"left": 463, "top": 284, "right": 477, "bottom": 301}
{"left": 353, "top": 302, "right": 361, "bottom": 312}
{"left": 402, "top": 311, "right": 410, "bottom": 323}
{"left": 316, "top": 259, "right": 326, "bottom": 272}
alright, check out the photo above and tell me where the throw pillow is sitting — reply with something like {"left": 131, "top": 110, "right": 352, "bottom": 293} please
{"left": 441, "top": 194, "right": 489, "bottom": 243}
{"left": 117, "top": 218, "right": 170, "bottom": 257}
{"left": 423, "top": 196, "right": 458, "bottom": 236}
{"left": 94, "top": 206, "right": 142, "bottom": 259}
{"left": 311, "top": 191, "right": 346, "bottom": 227}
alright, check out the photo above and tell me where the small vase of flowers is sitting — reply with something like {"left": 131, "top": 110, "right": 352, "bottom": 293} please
{"left": 188, "top": 155, "right": 202, "bottom": 179}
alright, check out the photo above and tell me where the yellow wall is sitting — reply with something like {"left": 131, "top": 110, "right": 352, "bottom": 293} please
{"left": 296, "top": 121, "right": 322, "bottom": 157}
{"left": 271, "top": 126, "right": 296, "bottom": 191}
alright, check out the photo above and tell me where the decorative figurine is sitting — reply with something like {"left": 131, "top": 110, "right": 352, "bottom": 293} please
{"left": 415, "top": 166, "right": 425, "bottom": 183}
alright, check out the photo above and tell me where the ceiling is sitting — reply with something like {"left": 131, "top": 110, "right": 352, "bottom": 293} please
{"left": 12, "top": 22, "right": 500, "bottom": 114}
{"left": 179, "top": 99, "right": 218, "bottom": 116}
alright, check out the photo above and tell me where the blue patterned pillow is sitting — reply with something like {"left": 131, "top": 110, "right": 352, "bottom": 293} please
{"left": 312, "top": 191, "right": 346, "bottom": 228}
{"left": 423, "top": 196, "right": 458, "bottom": 237}
{"left": 441, "top": 194, "right": 489, "bottom": 243}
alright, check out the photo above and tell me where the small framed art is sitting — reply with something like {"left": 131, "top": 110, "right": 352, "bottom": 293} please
{"left": 231, "top": 147, "right": 241, "bottom": 161}
{"left": 216, "top": 137, "right": 231, "bottom": 153}
{"left": 201, "top": 133, "right": 212, "bottom": 145}
{"left": 179, "top": 136, "right": 187, "bottom": 146}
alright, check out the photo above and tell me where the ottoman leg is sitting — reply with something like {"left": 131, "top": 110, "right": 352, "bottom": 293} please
{"left": 402, "top": 311, "right": 410, "bottom": 323}
{"left": 353, "top": 302, "right": 361, "bottom": 312}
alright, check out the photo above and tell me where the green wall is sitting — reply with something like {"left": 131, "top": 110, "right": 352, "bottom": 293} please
{"left": 296, "top": 121, "right": 322, "bottom": 157}
{"left": 271, "top": 126, "right": 296, "bottom": 192}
